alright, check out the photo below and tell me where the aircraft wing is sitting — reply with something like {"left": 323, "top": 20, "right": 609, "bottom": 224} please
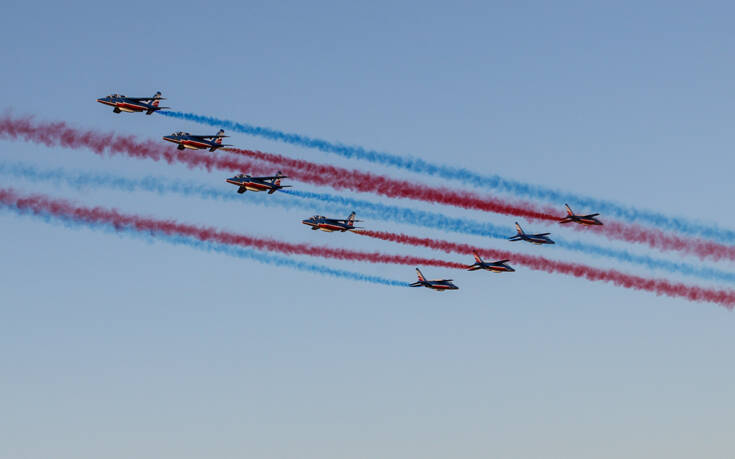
{"left": 534, "top": 233, "right": 551, "bottom": 237}
{"left": 582, "top": 213, "right": 600, "bottom": 218}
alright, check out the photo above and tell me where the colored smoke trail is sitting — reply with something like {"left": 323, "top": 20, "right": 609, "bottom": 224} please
{"left": 598, "top": 221, "right": 735, "bottom": 263}
{"left": 160, "top": 110, "right": 735, "bottom": 245}
{"left": 0, "top": 186, "right": 465, "bottom": 271}
{"left": 0, "top": 162, "right": 301, "bottom": 209}
{"left": 228, "top": 146, "right": 735, "bottom": 262}
{"left": 0, "top": 114, "right": 556, "bottom": 222}
{"left": 223, "top": 147, "right": 558, "bottom": 222}
{"left": 3, "top": 114, "right": 735, "bottom": 263}
{"left": 357, "top": 230, "right": 735, "bottom": 309}
{"left": 3, "top": 162, "right": 735, "bottom": 284}
{"left": 0, "top": 206, "right": 407, "bottom": 287}
{"left": 2, "top": 186, "right": 735, "bottom": 307}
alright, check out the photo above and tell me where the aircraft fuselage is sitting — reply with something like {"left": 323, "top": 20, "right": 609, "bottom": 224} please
{"left": 96, "top": 99, "right": 148, "bottom": 112}
{"left": 162, "top": 136, "right": 216, "bottom": 150}
{"left": 227, "top": 179, "right": 273, "bottom": 192}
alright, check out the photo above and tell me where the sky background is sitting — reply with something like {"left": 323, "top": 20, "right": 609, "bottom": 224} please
{"left": 1, "top": 1, "right": 734, "bottom": 458}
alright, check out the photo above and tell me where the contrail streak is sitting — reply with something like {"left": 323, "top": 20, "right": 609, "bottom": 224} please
{"left": 3, "top": 162, "right": 735, "bottom": 284}
{"left": 357, "top": 230, "right": 735, "bottom": 309}
{"left": 158, "top": 110, "right": 735, "bottom": 245}
{"left": 3, "top": 114, "right": 734, "bottom": 262}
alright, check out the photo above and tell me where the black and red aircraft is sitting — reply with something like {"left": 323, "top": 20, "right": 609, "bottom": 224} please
{"left": 559, "top": 204, "right": 603, "bottom": 226}
{"left": 302, "top": 212, "right": 361, "bottom": 232}
{"left": 163, "top": 129, "right": 231, "bottom": 152}
{"left": 96, "top": 91, "right": 168, "bottom": 114}
{"left": 409, "top": 268, "right": 459, "bottom": 291}
{"left": 466, "top": 252, "right": 515, "bottom": 273}
{"left": 226, "top": 171, "right": 291, "bottom": 194}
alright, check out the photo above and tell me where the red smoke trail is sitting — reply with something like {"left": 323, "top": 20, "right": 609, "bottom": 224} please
{"left": 600, "top": 221, "right": 735, "bottom": 263}
{"left": 0, "top": 187, "right": 463, "bottom": 270}
{"left": 0, "top": 114, "right": 277, "bottom": 176}
{"left": 2, "top": 114, "right": 733, "bottom": 262}
{"left": 224, "top": 147, "right": 558, "bottom": 221}
{"left": 0, "top": 115, "right": 556, "bottom": 221}
{"left": 226, "top": 146, "right": 735, "bottom": 262}
{"left": 358, "top": 230, "right": 735, "bottom": 309}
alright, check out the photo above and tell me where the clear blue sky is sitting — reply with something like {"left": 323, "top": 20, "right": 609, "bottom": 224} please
{"left": 1, "top": 1, "right": 734, "bottom": 458}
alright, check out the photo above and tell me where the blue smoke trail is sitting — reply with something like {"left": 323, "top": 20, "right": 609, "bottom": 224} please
{"left": 158, "top": 110, "right": 735, "bottom": 244}
{"left": 0, "top": 203, "right": 408, "bottom": 288}
{"left": 3, "top": 162, "right": 735, "bottom": 285}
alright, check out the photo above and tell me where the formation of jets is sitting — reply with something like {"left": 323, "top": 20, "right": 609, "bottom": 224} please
{"left": 98, "top": 90, "right": 605, "bottom": 292}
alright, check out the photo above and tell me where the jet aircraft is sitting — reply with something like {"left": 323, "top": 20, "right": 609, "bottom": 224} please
{"left": 96, "top": 91, "right": 168, "bottom": 114}
{"left": 226, "top": 171, "right": 291, "bottom": 194}
{"left": 162, "top": 129, "right": 232, "bottom": 152}
{"left": 508, "top": 222, "right": 555, "bottom": 245}
{"left": 466, "top": 252, "right": 515, "bottom": 272}
{"left": 409, "top": 268, "right": 459, "bottom": 291}
{"left": 559, "top": 204, "right": 603, "bottom": 226}
{"left": 301, "top": 212, "right": 361, "bottom": 232}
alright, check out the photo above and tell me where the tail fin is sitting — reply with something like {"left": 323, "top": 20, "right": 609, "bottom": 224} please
{"left": 214, "top": 129, "right": 225, "bottom": 145}
{"left": 151, "top": 91, "right": 162, "bottom": 107}
{"left": 347, "top": 211, "right": 357, "bottom": 226}
{"left": 272, "top": 171, "right": 285, "bottom": 186}
{"left": 564, "top": 204, "right": 574, "bottom": 216}
{"left": 514, "top": 222, "right": 524, "bottom": 235}
{"left": 415, "top": 268, "right": 425, "bottom": 282}
{"left": 472, "top": 251, "right": 483, "bottom": 263}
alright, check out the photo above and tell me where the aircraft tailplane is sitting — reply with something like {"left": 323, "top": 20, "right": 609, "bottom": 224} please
{"left": 347, "top": 211, "right": 357, "bottom": 226}
{"left": 415, "top": 268, "right": 425, "bottom": 282}
{"left": 472, "top": 251, "right": 483, "bottom": 263}
{"left": 514, "top": 222, "right": 524, "bottom": 234}
{"left": 564, "top": 204, "right": 574, "bottom": 216}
